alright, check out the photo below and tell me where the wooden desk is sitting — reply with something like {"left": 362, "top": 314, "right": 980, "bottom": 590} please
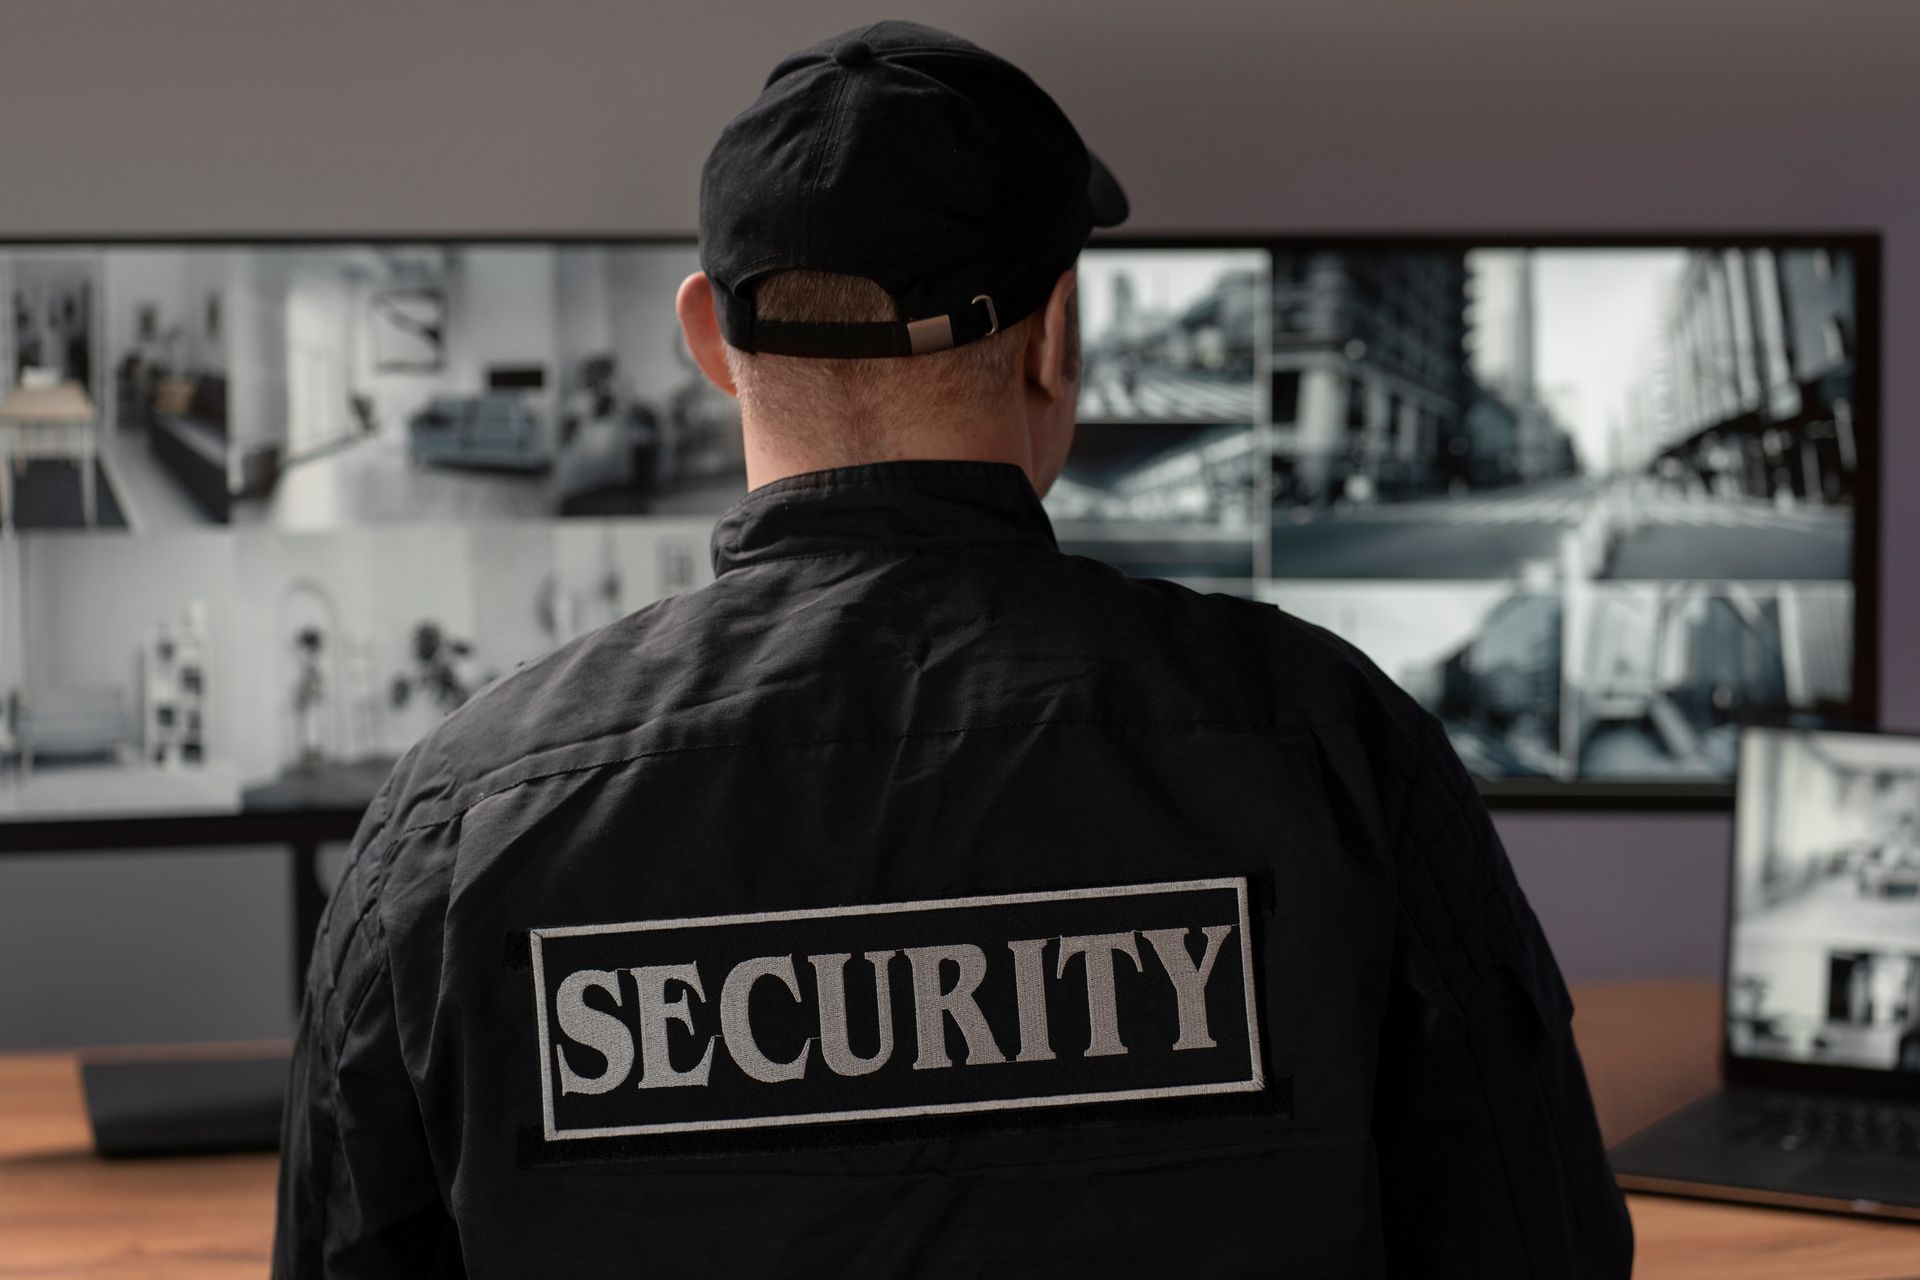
{"left": 0, "top": 1047, "right": 276, "bottom": 1279}
{"left": 1, "top": 983, "right": 1916, "bottom": 1277}
{"left": 0, "top": 382, "right": 100, "bottom": 532}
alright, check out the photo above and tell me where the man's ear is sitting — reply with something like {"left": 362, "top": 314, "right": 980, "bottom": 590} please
{"left": 1024, "top": 268, "right": 1078, "bottom": 404}
{"left": 676, "top": 272, "right": 740, "bottom": 399}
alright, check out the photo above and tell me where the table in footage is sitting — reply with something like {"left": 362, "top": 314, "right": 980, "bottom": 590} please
{"left": 1734, "top": 874, "right": 1920, "bottom": 1066}
{"left": 2, "top": 983, "right": 1918, "bottom": 1278}
{"left": 0, "top": 382, "right": 100, "bottom": 534}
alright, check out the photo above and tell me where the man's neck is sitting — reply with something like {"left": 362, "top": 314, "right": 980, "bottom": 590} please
{"left": 741, "top": 413, "right": 1034, "bottom": 491}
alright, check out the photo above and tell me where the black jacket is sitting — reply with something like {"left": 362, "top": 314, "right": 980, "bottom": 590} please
{"left": 275, "top": 460, "right": 1632, "bottom": 1278}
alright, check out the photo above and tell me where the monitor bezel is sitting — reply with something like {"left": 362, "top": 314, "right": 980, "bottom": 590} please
{"left": 1721, "top": 723, "right": 1920, "bottom": 1099}
{"left": 0, "top": 230, "right": 1882, "bottom": 846}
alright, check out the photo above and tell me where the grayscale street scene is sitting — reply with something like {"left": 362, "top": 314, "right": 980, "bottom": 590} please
{"left": 1047, "top": 422, "right": 1260, "bottom": 579}
{"left": 1255, "top": 583, "right": 1564, "bottom": 778}
{"left": 1265, "top": 247, "right": 1859, "bottom": 582}
{"left": 1729, "top": 729, "right": 1920, "bottom": 1072}
{"left": 1076, "top": 250, "right": 1264, "bottom": 423}
{"left": 1057, "top": 250, "right": 1266, "bottom": 577}
{"left": 1248, "top": 577, "right": 1852, "bottom": 785}
{"left": 1565, "top": 583, "right": 1853, "bottom": 780}
{"left": 1269, "top": 476, "right": 1852, "bottom": 580}
{"left": 1079, "top": 366, "right": 1263, "bottom": 423}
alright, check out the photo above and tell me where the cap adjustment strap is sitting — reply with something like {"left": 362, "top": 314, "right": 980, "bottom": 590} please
{"left": 744, "top": 293, "right": 1000, "bottom": 359}
{"left": 905, "top": 315, "right": 954, "bottom": 354}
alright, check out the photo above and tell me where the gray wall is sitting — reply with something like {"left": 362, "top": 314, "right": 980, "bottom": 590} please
{"left": 1, "top": 0, "right": 1914, "bottom": 1049}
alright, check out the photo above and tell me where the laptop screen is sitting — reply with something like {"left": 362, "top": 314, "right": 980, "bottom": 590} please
{"left": 1729, "top": 726, "right": 1920, "bottom": 1073}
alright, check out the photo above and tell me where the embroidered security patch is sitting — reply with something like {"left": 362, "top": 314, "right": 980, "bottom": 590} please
{"left": 529, "top": 878, "right": 1263, "bottom": 1140}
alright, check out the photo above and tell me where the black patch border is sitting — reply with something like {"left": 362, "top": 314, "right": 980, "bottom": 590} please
{"left": 529, "top": 877, "right": 1263, "bottom": 1142}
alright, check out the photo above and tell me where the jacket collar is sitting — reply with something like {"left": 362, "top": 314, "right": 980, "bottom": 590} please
{"left": 710, "top": 460, "right": 1060, "bottom": 576}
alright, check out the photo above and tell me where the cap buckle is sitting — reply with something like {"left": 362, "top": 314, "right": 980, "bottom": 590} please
{"left": 972, "top": 294, "right": 999, "bottom": 335}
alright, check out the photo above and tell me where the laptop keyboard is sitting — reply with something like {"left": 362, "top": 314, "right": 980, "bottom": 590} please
{"left": 1722, "top": 1092, "right": 1920, "bottom": 1159}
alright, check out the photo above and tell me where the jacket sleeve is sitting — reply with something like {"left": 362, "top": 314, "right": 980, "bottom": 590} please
{"left": 1372, "top": 712, "right": 1634, "bottom": 1278}
{"left": 273, "top": 792, "right": 463, "bottom": 1279}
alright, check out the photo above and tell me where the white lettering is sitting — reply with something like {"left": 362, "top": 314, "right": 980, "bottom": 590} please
{"left": 629, "top": 963, "right": 715, "bottom": 1089}
{"left": 810, "top": 951, "right": 897, "bottom": 1077}
{"left": 1141, "top": 925, "right": 1234, "bottom": 1051}
{"left": 719, "top": 955, "right": 812, "bottom": 1083}
{"left": 905, "top": 944, "right": 1008, "bottom": 1069}
{"left": 1057, "top": 932, "right": 1142, "bottom": 1057}
{"left": 554, "top": 969, "right": 634, "bottom": 1095}
{"left": 1006, "top": 938, "right": 1057, "bottom": 1063}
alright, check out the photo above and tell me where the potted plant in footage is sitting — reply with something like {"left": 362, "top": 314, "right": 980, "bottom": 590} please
{"left": 389, "top": 621, "right": 492, "bottom": 718}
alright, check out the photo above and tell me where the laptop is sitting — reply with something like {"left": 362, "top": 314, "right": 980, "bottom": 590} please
{"left": 1610, "top": 724, "right": 1920, "bottom": 1220}
{"left": 82, "top": 1051, "right": 288, "bottom": 1157}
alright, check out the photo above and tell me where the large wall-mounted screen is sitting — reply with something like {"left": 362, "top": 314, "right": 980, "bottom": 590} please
{"left": 1057, "top": 237, "right": 1875, "bottom": 800}
{"left": 0, "top": 235, "right": 1877, "bottom": 823}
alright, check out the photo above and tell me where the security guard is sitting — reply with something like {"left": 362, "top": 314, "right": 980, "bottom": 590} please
{"left": 275, "top": 21, "right": 1632, "bottom": 1278}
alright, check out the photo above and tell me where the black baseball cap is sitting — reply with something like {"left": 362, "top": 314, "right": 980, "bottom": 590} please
{"left": 698, "top": 20, "right": 1129, "bottom": 359}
